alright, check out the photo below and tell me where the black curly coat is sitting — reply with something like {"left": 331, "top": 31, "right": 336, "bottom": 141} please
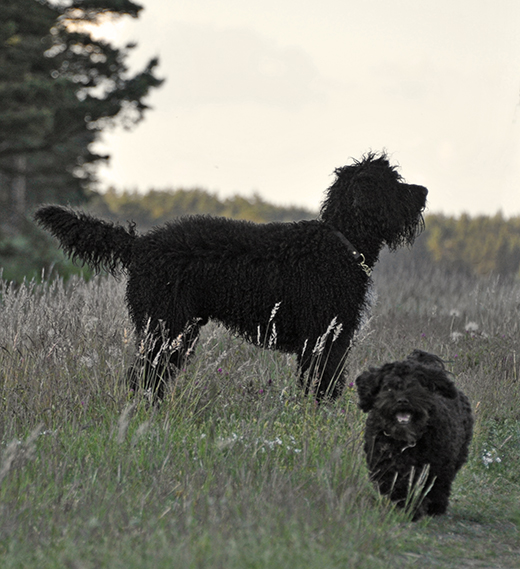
{"left": 35, "top": 153, "right": 427, "bottom": 400}
{"left": 356, "top": 350, "right": 473, "bottom": 520}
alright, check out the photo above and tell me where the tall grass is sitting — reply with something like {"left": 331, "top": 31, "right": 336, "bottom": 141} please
{"left": 0, "top": 252, "right": 519, "bottom": 568}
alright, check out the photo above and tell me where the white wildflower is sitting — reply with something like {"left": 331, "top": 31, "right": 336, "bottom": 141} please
{"left": 482, "top": 448, "right": 502, "bottom": 468}
{"left": 450, "top": 331, "right": 463, "bottom": 342}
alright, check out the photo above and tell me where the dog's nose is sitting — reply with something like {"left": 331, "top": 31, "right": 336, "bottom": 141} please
{"left": 396, "top": 396, "right": 409, "bottom": 406}
{"left": 410, "top": 184, "right": 428, "bottom": 199}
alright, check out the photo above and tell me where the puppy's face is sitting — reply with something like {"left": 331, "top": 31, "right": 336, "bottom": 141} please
{"left": 356, "top": 354, "right": 458, "bottom": 446}
{"left": 371, "top": 371, "right": 432, "bottom": 445}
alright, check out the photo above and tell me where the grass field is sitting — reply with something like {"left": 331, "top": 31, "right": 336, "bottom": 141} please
{"left": 0, "top": 251, "right": 519, "bottom": 568}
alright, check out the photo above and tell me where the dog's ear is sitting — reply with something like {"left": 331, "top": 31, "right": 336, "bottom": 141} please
{"left": 355, "top": 368, "right": 384, "bottom": 412}
{"left": 416, "top": 367, "right": 458, "bottom": 399}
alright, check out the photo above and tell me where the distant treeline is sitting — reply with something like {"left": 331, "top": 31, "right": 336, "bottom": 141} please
{"left": 88, "top": 187, "right": 315, "bottom": 227}
{"left": 2, "top": 188, "right": 520, "bottom": 282}
{"left": 418, "top": 212, "right": 520, "bottom": 277}
{"left": 89, "top": 190, "right": 520, "bottom": 278}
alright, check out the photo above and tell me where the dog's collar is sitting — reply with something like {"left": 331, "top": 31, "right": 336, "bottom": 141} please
{"left": 332, "top": 230, "right": 372, "bottom": 277}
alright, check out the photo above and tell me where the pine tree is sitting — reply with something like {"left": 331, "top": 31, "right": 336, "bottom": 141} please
{"left": 0, "top": 0, "right": 163, "bottom": 233}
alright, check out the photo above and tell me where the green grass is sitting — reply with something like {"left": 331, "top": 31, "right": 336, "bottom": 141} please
{"left": 0, "top": 258, "right": 519, "bottom": 568}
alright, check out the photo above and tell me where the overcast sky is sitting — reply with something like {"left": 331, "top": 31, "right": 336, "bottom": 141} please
{"left": 96, "top": 0, "right": 520, "bottom": 217}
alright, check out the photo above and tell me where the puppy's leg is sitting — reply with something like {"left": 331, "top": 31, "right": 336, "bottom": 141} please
{"left": 423, "top": 476, "right": 452, "bottom": 516}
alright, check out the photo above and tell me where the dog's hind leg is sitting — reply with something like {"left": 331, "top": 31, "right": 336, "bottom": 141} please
{"left": 297, "top": 352, "right": 313, "bottom": 397}
{"left": 128, "top": 317, "right": 203, "bottom": 401}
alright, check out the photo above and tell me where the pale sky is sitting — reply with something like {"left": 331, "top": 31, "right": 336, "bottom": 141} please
{"left": 96, "top": 0, "right": 520, "bottom": 217}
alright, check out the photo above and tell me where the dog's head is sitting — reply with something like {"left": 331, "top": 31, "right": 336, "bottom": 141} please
{"left": 320, "top": 153, "right": 427, "bottom": 250}
{"left": 355, "top": 351, "right": 458, "bottom": 445}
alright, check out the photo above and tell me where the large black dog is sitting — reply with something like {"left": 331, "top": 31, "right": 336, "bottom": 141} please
{"left": 356, "top": 350, "right": 473, "bottom": 520}
{"left": 35, "top": 153, "right": 427, "bottom": 400}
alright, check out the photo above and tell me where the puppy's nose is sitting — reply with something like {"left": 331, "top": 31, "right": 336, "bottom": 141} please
{"left": 396, "top": 396, "right": 409, "bottom": 405}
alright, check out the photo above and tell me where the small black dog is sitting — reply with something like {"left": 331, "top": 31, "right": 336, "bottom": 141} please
{"left": 35, "top": 153, "right": 427, "bottom": 400}
{"left": 356, "top": 350, "right": 473, "bottom": 520}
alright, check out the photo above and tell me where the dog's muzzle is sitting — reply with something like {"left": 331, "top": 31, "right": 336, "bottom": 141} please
{"left": 396, "top": 411, "right": 412, "bottom": 425}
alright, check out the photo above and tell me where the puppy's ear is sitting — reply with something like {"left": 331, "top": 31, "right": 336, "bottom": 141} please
{"left": 407, "top": 350, "right": 445, "bottom": 370}
{"left": 417, "top": 367, "right": 458, "bottom": 399}
{"left": 355, "top": 368, "right": 383, "bottom": 412}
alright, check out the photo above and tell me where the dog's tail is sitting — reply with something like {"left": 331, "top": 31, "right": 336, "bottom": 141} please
{"left": 34, "top": 205, "right": 136, "bottom": 275}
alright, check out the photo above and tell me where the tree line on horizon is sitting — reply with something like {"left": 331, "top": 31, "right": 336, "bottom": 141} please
{"left": 88, "top": 187, "right": 316, "bottom": 226}
{"left": 1, "top": 183, "right": 520, "bottom": 282}
{"left": 46, "top": 187, "right": 520, "bottom": 282}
